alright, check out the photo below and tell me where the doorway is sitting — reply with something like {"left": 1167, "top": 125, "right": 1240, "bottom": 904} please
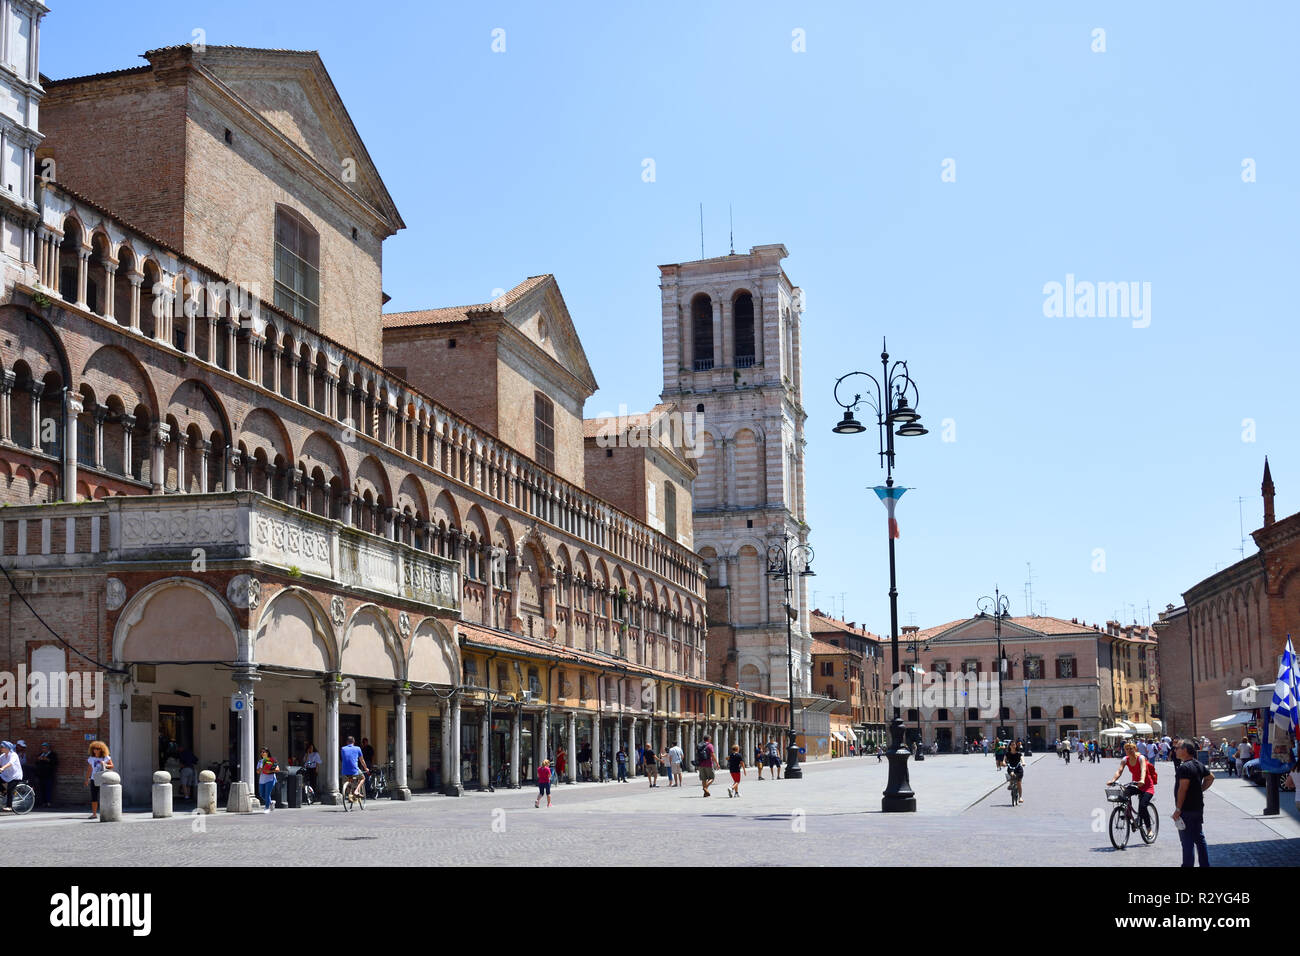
{"left": 288, "top": 711, "right": 314, "bottom": 767}
{"left": 158, "top": 704, "right": 193, "bottom": 771}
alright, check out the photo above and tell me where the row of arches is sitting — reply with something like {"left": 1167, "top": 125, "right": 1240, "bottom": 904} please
{"left": 1190, "top": 584, "right": 1267, "bottom": 684}
{"left": 689, "top": 290, "right": 758, "bottom": 371}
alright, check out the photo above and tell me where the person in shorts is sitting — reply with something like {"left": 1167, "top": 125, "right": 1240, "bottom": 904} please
{"left": 766, "top": 738, "right": 782, "bottom": 778}
{"left": 726, "top": 744, "right": 747, "bottom": 798}
{"left": 340, "top": 735, "right": 368, "bottom": 804}
{"left": 667, "top": 742, "right": 683, "bottom": 787}
{"left": 645, "top": 745, "right": 659, "bottom": 788}
{"left": 535, "top": 759, "right": 552, "bottom": 808}
{"left": 697, "top": 735, "right": 716, "bottom": 797}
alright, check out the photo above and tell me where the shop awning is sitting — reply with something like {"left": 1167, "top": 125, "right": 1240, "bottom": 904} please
{"left": 1127, "top": 722, "right": 1153, "bottom": 735}
{"left": 1210, "top": 711, "right": 1254, "bottom": 731}
{"left": 831, "top": 731, "right": 845, "bottom": 742}
{"left": 1100, "top": 727, "right": 1132, "bottom": 738}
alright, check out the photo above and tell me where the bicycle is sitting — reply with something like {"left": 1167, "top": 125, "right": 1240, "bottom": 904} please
{"left": 1105, "top": 783, "right": 1158, "bottom": 849}
{"left": 368, "top": 764, "right": 389, "bottom": 799}
{"left": 6, "top": 781, "right": 35, "bottom": 815}
{"left": 1006, "top": 768, "right": 1021, "bottom": 807}
{"left": 340, "top": 774, "right": 365, "bottom": 811}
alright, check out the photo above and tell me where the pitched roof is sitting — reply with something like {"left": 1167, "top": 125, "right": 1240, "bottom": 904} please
{"left": 810, "top": 638, "right": 856, "bottom": 656}
{"left": 582, "top": 403, "right": 676, "bottom": 440}
{"left": 809, "top": 610, "right": 882, "bottom": 642}
{"left": 382, "top": 275, "right": 553, "bottom": 329}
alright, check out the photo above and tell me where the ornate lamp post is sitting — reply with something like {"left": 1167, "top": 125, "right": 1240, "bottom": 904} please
{"left": 767, "top": 535, "right": 814, "bottom": 779}
{"left": 904, "top": 638, "right": 925, "bottom": 760}
{"left": 832, "top": 340, "right": 927, "bottom": 812}
{"left": 977, "top": 588, "right": 1012, "bottom": 741}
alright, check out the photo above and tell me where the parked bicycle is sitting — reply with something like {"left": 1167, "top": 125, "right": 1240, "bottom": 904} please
{"left": 1105, "top": 783, "right": 1159, "bottom": 849}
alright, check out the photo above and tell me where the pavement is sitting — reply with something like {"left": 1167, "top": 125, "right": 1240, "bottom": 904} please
{"left": 4, "top": 752, "right": 1298, "bottom": 866}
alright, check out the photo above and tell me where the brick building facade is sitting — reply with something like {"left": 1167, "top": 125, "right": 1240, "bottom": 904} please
{"left": 0, "top": 22, "right": 790, "bottom": 807}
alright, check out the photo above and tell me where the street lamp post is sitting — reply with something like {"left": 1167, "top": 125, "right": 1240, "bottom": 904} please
{"left": 767, "top": 536, "right": 814, "bottom": 779}
{"left": 905, "top": 640, "right": 924, "bottom": 760}
{"left": 978, "top": 589, "right": 1012, "bottom": 741}
{"left": 832, "top": 340, "right": 928, "bottom": 813}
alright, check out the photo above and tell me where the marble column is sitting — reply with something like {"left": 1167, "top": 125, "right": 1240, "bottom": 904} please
{"left": 510, "top": 707, "right": 521, "bottom": 788}
{"left": 393, "top": 684, "right": 411, "bottom": 800}
{"left": 591, "top": 711, "right": 601, "bottom": 782}
{"left": 628, "top": 715, "right": 637, "bottom": 777}
{"left": 448, "top": 692, "right": 463, "bottom": 795}
{"left": 234, "top": 668, "right": 259, "bottom": 790}
{"left": 107, "top": 672, "right": 127, "bottom": 795}
{"left": 322, "top": 675, "right": 341, "bottom": 805}
{"left": 150, "top": 422, "right": 169, "bottom": 494}
{"left": 63, "top": 392, "right": 81, "bottom": 501}
{"left": 479, "top": 709, "right": 490, "bottom": 790}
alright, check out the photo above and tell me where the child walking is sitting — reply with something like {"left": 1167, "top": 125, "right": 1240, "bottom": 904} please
{"left": 726, "top": 744, "right": 747, "bottom": 798}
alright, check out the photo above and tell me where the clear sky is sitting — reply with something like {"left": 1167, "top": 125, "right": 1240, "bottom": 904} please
{"left": 46, "top": 1, "right": 1300, "bottom": 635}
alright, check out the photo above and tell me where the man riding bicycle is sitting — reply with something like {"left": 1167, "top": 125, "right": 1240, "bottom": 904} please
{"left": 1107, "top": 740, "right": 1155, "bottom": 830}
{"left": 0, "top": 741, "right": 22, "bottom": 812}
{"left": 340, "top": 735, "right": 369, "bottom": 805}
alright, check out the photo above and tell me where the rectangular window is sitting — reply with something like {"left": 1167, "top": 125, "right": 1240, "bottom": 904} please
{"left": 1024, "top": 657, "right": 1042, "bottom": 680}
{"left": 1057, "top": 657, "right": 1076, "bottom": 679}
{"left": 534, "top": 393, "right": 555, "bottom": 471}
{"left": 820, "top": 661, "right": 834, "bottom": 677}
{"left": 664, "top": 482, "right": 677, "bottom": 540}
{"left": 273, "top": 206, "right": 320, "bottom": 324}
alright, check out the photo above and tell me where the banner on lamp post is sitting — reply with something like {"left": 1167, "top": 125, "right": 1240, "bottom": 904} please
{"left": 872, "top": 485, "right": 907, "bottom": 538}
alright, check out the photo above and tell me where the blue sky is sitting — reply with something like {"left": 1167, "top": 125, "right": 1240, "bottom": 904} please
{"left": 47, "top": 1, "right": 1300, "bottom": 634}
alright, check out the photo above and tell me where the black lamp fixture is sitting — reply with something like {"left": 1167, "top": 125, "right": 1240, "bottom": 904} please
{"left": 767, "top": 535, "right": 815, "bottom": 780}
{"left": 832, "top": 338, "right": 928, "bottom": 813}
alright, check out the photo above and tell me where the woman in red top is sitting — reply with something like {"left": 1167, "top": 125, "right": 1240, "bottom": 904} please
{"left": 1107, "top": 740, "right": 1155, "bottom": 828}
{"left": 535, "top": 759, "right": 552, "bottom": 808}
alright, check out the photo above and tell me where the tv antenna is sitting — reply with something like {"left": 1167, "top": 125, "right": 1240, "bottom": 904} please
{"left": 1237, "top": 496, "right": 1247, "bottom": 558}
{"left": 699, "top": 203, "right": 704, "bottom": 259}
{"left": 729, "top": 203, "right": 735, "bottom": 255}
{"left": 1024, "top": 562, "right": 1035, "bottom": 616}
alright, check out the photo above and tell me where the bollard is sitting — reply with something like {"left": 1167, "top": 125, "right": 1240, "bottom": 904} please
{"left": 98, "top": 771, "right": 123, "bottom": 822}
{"left": 225, "top": 780, "right": 255, "bottom": 813}
{"left": 197, "top": 769, "right": 217, "bottom": 814}
{"left": 152, "top": 770, "right": 173, "bottom": 818}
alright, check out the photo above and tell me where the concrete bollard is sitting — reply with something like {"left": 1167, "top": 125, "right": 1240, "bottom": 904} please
{"left": 98, "top": 771, "right": 122, "bottom": 822}
{"left": 197, "top": 769, "right": 217, "bottom": 814}
{"left": 225, "top": 780, "right": 255, "bottom": 813}
{"left": 152, "top": 771, "right": 173, "bottom": 818}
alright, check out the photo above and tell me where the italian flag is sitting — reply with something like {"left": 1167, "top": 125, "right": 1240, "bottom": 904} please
{"left": 873, "top": 485, "right": 907, "bottom": 539}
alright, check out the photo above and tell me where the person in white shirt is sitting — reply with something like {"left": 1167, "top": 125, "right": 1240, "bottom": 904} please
{"left": 0, "top": 741, "right": 23, "bottom": 812}
{"left": 667, "top": 743, "right": 683, "bottom": 787}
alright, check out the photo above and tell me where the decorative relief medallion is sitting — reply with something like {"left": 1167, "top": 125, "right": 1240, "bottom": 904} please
{"left": 331, "top": 595, "right": 346, "bottom": 626}
{"left": 226, "top": 574, "right": 261, "bottom": 610}
{"left": 106, "top": 578, "right": 126, "bottom": 611}
{"left": 399, "top": 611, "right": 411, "bottom": 637}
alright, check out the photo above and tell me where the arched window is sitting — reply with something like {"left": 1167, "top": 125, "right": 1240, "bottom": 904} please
{"left": 273, "top": 205, "right": 320, "bottom": 324}
{"left": 663, "top": 481, "right": 677, "bottom": 541}
{"left": 733, "top": 292, "right": 755, "bottom": 367}
{"left": 691, "top": 294, "right": 713, "bottom": 370}
{"left": 533, "top": 392, "right": 554, "bottom": 471}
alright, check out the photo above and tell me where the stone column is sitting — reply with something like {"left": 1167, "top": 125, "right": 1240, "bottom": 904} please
{"left": 290, "top": 355, "right": 300, "bottom": 405}
{"left": 107, "top": 672, "right": 127, "bottom": 795}
{"left": 612, "top": 707, "right": 621, "bottom": 773}
{"left": 174, "top": 433, "right": 186, "bottom": 493}
{"left": 75, "top": 248, "right": 89, "bottom": 310}
{"left": 226, "top": 448, "right": 240, "bottom": 493}
{"left": 103, "top": 262, "right": 117, "bottom": 322}
{"left": 628, "top": 715, "right": 637, "bottom": 778}
{"left": 449, "top": 692, "right": 463, "bottom": 794}
{"left": 591, "top": 711, "right": 601, "bottom": 781}
{"left": 539, "top": 708, "right": 549, "bottom": 765}
{"left": 393, "top": 684, "right": 411, "bottom": 800}
{"left": 510, "top": 706, "right": 521, "bottom": 788}
{"left": 0, "top": 372, "right": 14, "bottom": 445}
{"left": 27, "top": 381, "right": 41, "bottom": 451}
{"left": 63, "top": 392, "right": 81, "bottom": 501}
{"left": 234, "top": 668, "right": 259, "bottom": 790}
{"left": 92, "top": 405, "right": 106, "bottom": 469}
{"left": 711, "top": 296, "right": 723, "bottom": 369}
{"left": 322, "top": 674, "right": 341, "bottom": 805}
{"left": 127, "top": 274, "right": 142, "bottom": 332}
{"left": 479, "top": 708, "right": 490, "bottom": 790}
{"left": 150, "top": 421, "right": 169, "bottom": 494}
{"left": 566, "top": 711, "right": 577, "bottom": 784}
{"left": 121, "top": 417, "right": 134, "bottom": 478}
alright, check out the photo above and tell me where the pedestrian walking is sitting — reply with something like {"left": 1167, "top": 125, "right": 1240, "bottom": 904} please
{"left": 34, "top": 741, "right": 57, "bottom": 807}
{"left": 668, "top": 741, "right": 683, "bottom": 787}
{"left": 84, "top": 740, "right": 113, "bottom": 819}
{"left": 303, "top": 743, "right": 321, "bottom": 794}
{"left": 556, "top": 746, "right": 567, "bottom": 783}
{"left": 726, "top": 744, "right": 746, "bottom": 798}
{"left": 766, "top": 738, "right": 781, "bottom": 779}
{"left": 696, "top": 735, "right": 717, "bottom": 797}
{"left": 616, "top": 746, "right": 628, "bottom": 782}
{"left": 535, "top": 759, "right": 552, "bottom": 808}
{"left": 755, "top": 742, "right": 765, "bottom": 779}
{"left": 257, "top": 748, "right": 279, "bottom": 811}
{"left": 645, "top": 745, "right": 660, "bottom": 788}
{"left": 1172, "top": 739, "right": 1214, "bottom": 867}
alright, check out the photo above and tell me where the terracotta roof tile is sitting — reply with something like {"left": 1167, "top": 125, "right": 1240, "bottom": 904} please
{"left": 383, "top": 275, "right": 552, "bottom": 329}
{"left": 808, "top": 611, "right": 882, "bottom": 642}
{"left": 810, "top": 638, "right": 856, "bottom": 656}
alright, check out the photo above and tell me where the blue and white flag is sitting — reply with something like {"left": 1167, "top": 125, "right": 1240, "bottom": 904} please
{"left": 873, "top": 485, "right": 907, "bottom": 539}
{"left": 1270, "top": 636, "right": 1299, "bottom": 740}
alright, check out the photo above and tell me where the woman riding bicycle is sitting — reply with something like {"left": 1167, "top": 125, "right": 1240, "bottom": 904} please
{"left": 1107, "top": 740, "right": 1154, "bottom": 828}
{"left": 1005, "top": 740, "right": 1024, "bottom": 804}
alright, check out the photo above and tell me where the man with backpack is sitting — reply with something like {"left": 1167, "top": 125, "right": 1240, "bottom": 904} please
{"left": 696, "top": 735, "right": 717, "bottom": 797}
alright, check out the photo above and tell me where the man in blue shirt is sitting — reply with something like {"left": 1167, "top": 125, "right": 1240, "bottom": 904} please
{"left": 340, "top": 736, "right": 368, "bottom": 805}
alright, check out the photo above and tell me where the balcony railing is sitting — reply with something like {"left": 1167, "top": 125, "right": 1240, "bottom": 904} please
{"left": 693, "top": 359, "right": 714, "bottom": 371}
{"left": 1, "top": 491, "right": 460, "bottom": 614}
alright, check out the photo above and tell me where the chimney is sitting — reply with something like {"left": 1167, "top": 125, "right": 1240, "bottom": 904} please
{"left": 901, "top": 625, "right": 919, "bottom": 635}
{"left": 1263, "top": 457, "right": 1276, "bottom": 528}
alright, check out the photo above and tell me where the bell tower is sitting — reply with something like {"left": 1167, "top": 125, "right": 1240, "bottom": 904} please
{"left": 658, "top": 244, "right": 811, "bottom": 699}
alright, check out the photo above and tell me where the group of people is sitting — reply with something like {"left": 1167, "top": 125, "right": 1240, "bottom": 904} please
{"left": 0, "top": 740, "right": 62, "bottom": 810}
{"left": 1108, "top": 737, "right": 1216, "bottom": 867}
{"left": 1053, "top": 737, "right": 1105, "bottom": 762}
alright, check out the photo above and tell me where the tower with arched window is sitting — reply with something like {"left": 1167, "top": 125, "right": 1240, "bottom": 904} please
{"left": 658, "top": 244, "right": 810, "bottom": 699}
{"left": 0, "top": 1, "right": 46, "bottom": 288}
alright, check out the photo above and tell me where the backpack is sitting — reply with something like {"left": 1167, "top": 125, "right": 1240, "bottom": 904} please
{"left": 696, "top": 742, "right": 710, "bottom": 765}
{"left": 1140, "top": 756, "right": 1158, "bottom": 787}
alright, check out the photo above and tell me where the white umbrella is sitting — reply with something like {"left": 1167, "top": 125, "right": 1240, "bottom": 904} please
{"left": 1100, "top": 727, "right": 1132, "bottom": 738}
{"left": 1209, "top": 711, "right": 1254, "bottom": 731}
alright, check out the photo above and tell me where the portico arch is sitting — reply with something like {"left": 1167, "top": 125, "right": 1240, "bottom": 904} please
{"left": 341, "top": 604, "right": 402, "bottom": 681}
{"left": 407, "top": 618, "right": 459, "bottom": 686}
{"left": 253, "top": 587, "right": 336, "bottom": 672}
{"left": 113, "top": 577, "right": 240, "bottom": 664}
